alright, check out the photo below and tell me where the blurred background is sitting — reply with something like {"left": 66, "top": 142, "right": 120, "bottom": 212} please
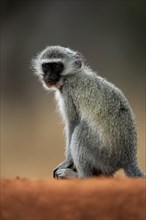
{"left": 1, "top": 0, "right": 145, "bottom": 178}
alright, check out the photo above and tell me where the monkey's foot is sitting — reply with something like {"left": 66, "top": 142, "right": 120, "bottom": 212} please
{"left": 55, "top": 168, "right": 78, "bottom": 179}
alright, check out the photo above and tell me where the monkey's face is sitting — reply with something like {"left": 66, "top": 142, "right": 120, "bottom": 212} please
{"left": 32, "top": 46, "right": 83, "bottom": 90}
{"left": 41, "top": 62, "right": 64, "bottom": 87}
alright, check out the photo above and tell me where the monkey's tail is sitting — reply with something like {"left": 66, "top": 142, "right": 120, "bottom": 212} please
{"left": 124, "top": 161, "right": 146, "bottom": 178}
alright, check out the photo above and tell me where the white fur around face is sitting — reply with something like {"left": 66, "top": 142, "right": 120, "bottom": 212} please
{"left": 32, "top": 45, "right": 84, "bottom": 79}
{"left": 55, "top": 91, "right": 66, "bottom": 122}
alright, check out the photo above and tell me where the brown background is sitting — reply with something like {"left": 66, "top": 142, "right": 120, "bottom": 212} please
{"left": 1, "top": 0, "right": 145, "bottom": 178}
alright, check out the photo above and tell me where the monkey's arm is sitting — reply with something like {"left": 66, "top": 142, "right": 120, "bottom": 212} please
{"left": 65, "top": 120, "right": 78, "bottom": 160}
{"left": 53, "top": 121, "right": 77, "bottom": 178}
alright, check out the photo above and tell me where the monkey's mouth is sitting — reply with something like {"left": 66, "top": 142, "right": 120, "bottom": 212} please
{"left": 44, "top": 78, "right": 59, "bottom": 86}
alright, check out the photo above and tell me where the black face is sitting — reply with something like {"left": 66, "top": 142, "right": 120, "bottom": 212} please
{"left": 42, "top": 62, "right": 64, "bottom": 85}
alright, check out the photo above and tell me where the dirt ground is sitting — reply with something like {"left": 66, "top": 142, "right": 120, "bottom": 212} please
{"left": 1, "top": 177, "right": 146, "bottom": 220}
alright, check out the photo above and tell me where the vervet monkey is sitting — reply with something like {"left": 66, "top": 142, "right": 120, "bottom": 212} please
{"left": 32, "top": 45, "right": 145, "bottom": 178}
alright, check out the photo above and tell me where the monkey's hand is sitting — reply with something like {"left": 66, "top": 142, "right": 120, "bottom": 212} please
{"left": 53, "top": 160, "right": 74, "bottom": 179}
{"left": 55, "top": 168, "right": 78, "bottom": 179}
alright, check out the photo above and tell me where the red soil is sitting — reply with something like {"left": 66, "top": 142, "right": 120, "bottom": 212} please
{"left": 1, "top": 177, "right": 146, "bottom": 220}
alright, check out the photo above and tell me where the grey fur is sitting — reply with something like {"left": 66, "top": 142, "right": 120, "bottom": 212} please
{"left": 32, "top": 45, "right": 146, "bottom": 178}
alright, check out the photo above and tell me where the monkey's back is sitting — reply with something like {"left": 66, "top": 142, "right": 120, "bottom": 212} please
{"left": 63, "top": 70, "right": 137, "bottom": 153}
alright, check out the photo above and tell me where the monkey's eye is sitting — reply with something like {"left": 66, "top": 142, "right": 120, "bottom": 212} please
{"left": 53, "top": 62, "right": 64, "bottom": 73}
{"left": 42, "top": 63, "right": 50, "bottom": 74}
{"left": 42, "top": 62, "right": 64, "bottom": 74}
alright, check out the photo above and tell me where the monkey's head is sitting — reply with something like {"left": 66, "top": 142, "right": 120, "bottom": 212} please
{"left": 32, "top": 46, "right": 84, "bottom": 90}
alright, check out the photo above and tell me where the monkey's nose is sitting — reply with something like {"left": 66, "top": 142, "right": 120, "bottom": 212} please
{"left": 43, "top": 71, "right": 61, "bottom": 86}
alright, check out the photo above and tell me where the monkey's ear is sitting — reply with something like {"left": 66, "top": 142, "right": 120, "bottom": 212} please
{"left": 74, "top": 58, "right": 82, "bottom": 69}
{"left": 73, "top": 52, "right": 84, "bottom": 69}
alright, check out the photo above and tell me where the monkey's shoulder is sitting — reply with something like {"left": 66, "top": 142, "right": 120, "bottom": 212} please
{"left": 65, "top": 72, "right": 127, "bottom": 103}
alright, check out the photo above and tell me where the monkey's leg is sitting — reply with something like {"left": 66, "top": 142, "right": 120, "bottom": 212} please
{"left": 70, "top": 121, "right": 103, "bottom": 178}
{"left": 123, "top": 160, "right": 146, "bottom": 177}
{"left": 55, "top": 168, "right": 78, "bottom": 179}
{"left": 75, "top": 164, "right": 103, "bottom": 178}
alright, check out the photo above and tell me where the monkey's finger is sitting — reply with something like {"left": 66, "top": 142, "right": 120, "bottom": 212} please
{"left": 53, "top": 168, "right": 59, "bottom": 178}
{"left": 55, "top": 169, "right": 66, "bottom": 178}
{"left": 55, "top": 168, "right": 72, "bottom": 179}
{"left": 54, "top": 171, "right": 65, "bottom": 179}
